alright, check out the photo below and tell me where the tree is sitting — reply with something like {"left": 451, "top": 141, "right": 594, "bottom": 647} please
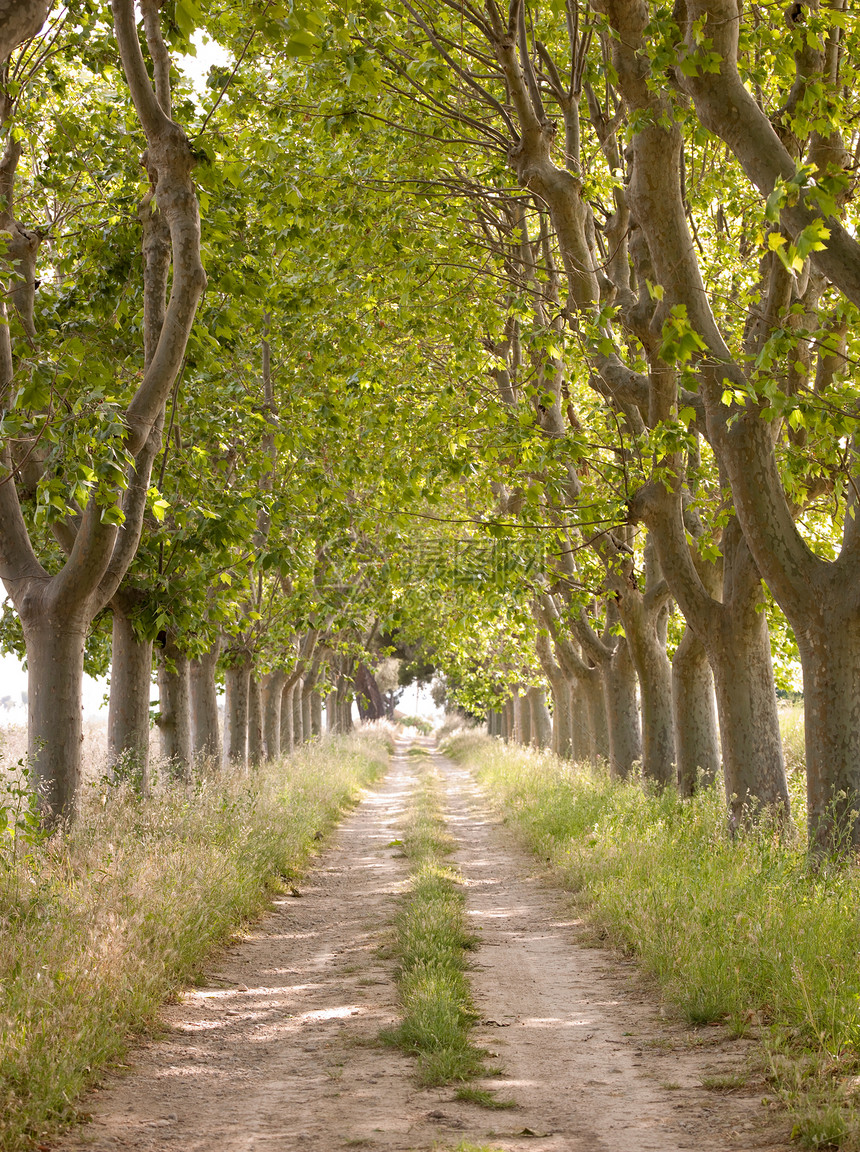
{"left": 0, "top": 2, "right": 204, "bottom": 819}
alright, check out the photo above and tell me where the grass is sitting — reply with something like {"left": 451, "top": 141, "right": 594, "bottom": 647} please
{"left": 384, "top": 751, "right": 508, "bottom": 1101}
{"left": 0, "top": 731, "right": 389, "bottom": 1152}
{"left": 445, "top": 731, "right": 860, "bottom": 1150}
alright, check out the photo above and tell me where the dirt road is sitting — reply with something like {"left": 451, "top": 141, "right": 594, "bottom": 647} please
{"left": 56, "top": 741, "right": 791, "bottom": 1152}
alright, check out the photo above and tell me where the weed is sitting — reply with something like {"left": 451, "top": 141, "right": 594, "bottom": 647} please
{"left": 453, "top": 1085, "right": 517, "bottom": 1109}
{"left": 701, "top": 1072, "right": 748, "bottom": 1091}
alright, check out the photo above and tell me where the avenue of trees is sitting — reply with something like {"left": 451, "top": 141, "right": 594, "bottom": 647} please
{"left": 1, "top": 0, "right": 860, "bottom": 853}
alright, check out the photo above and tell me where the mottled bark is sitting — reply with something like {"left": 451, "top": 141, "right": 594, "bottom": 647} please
{"left": 280, "top": 683, "right": 295, "bottom": 755}
{"left": 527, "top": 686, "right": 552, "bottom": 749}
{"left": 301, "top": 684, "right": 312, "bottom": 743}
{"left": 190, "top": 639, "right": 221, "bottom": 763}
{"left": 672, "top": 626, "right": 719, "bottom": 797}
{"left": 582, "top": 672, "right": 610, "bottom": 763}
{"left": 598, "top": 634, "right": 642, "bottom": 778}
{"left": 262, "top": 670, "right": 286, "bottom": 762}
{"left": 354, "top": 662, "right": 385, "bottom": 720}
{"left": 248, "top": 676, "right": 264, "bottom": 767}
{"left": 535, "top": 629, "right": 572, "bottom": 758}
{"left": 310, "top": 691, "right": 322, "bottom": 737}
{"left": 156, "top": 633, "right": 191, "bottom": 778}
{"left": 108, "top": 605, "right": 152, "bottom": 790}
{"left": 293, "top": 677, "right": 304, "bottom": 745}
{"left": 223, "top": 656, "right": 249, "bottom": 769}
{"left": 24, "top": 612, "right": 87, "bottom": 817}
{"left": 515, "top": 688, "right": 531, "bottom": 746}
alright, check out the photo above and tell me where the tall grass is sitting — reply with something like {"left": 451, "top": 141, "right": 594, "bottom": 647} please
{"left": 447, "top": 733, "right": 860, "bottom": 1149}
{"left": 0, "top": 732, "right": 389, "bottom": 1152}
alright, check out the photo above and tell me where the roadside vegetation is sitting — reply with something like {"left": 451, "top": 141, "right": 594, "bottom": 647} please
{"left": 446, "top": 728, "right": 860, "bottom": 1150}
{"left": 0, "top": 732, "right": 388, "bottom": 1152}
{"left": 385, "top": 747, "right": 513, "bottom": 1107}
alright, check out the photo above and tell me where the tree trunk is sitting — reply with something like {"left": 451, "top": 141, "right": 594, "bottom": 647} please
{"left": 335, "top": 675, "right": 352, "bottom": 734}
{"left": 501, "top": 700, "right": 512, "bottom": 741}
{"left": 568, "top": 681, "right": 590, "bottom": 762}
{"left": 223, "top": 656, "right": 249, "bottom": 769}
{"left": 708, "top": 617, "right": 787, "bottom": 824}
{"left": 156, "top": 633, "right": 191, "bottom": 778}
{"left": 515, "top": 689, "right": 531, "bottom": 746}
{"left": 535, "top": 629, "right": 572, "bottom": 758}
{"left": 326, "top": 689, "right": 337, "bottom": 732}
{"left": 618, "top": 586, "right": 675, "bottom": 787}
{"left": 601, "top": 638, "right": 642, "bottom": 778}
{"left": 582, "top": 670, "right": 609, "bottom": 762}
{"left": 262, "top": 670, "right": 285, "bottom": 761}
{"left": 280, "top": 682, "right": 295, "bottom": 755}
{"left": 311, "top": 690, "right": 322, "bottom": 737}
{"left": 527, "top": 686, "right": 552, "bottom": 749}
{"left": 248, "top": 675, "right": 264, "bottom": 767}
{"left": 24, "top": 614, "right": 87, "bottom": 821}
{"left": 301, "top": 683, "right": 312, "bottom": 740}
{"left": 190, "top": 639, "right": 221, "bottom": 764}
{"left": 672, "top": 625, "right": 720, "bottom": 797}
{"left": 637, "top": 495, "right": 789, "bottom": 819}
{"left": 108, "top": 607, "right": 152, "bottom": 791}
{"left": 798, "top": 610, "right": 860, "bottom": 852}
{"left": 293, "top": 676, "right": 304, "bottom": 744}
{"left": 354, "top": 662, "right": 385, "bottom": 720}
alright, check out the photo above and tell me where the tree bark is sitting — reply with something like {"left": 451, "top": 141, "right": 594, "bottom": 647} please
{"left": 535, "top": 629, "right": 572, "bottom": 758}
{"left": 799, "top": 608, "right": 860, "bottom": 852}
{"left": 25, "top": 613, "right": 87, "bottom": 818}
{"left": 633, "top": 487, "right": 789, "bottom": 820}
{"left": 310, "top": 690, "right": 322, "bottom": 737}
{"left": 599, "top": 635, "right": 642, "bottom": 778}
{"left": 613, "top": 541, "right": 675, "bottom": 787}
{"left": 262, "top": 669, "right": 285, "bottom": 761}
{"left": 280, "top": 682, "right": 295, "bottom": 755}
{"left": 354, "top": 662, "right": 385, "bottom": 720}
{"left": 301, "top": 684, "right": 312, "bottom": 743}
{"left": 223, "top": 655, "right": 249, "bottom": 769}
{"left": 672, "top": 625, "right": 720, "bottom": 797}
{"left": 515, "top": 688, "right": 531, "bottom": 746}
{"left": 527, "top": 685, "right": 552, "bottom": 749}
{"left": 190, "top": 638, "right": 221, "bottom": 764}
{"left": 107, "top": 605, "right": 152, "bottom": 790}
{"left": 156, "top": 633, "right": 191, "bottom": 778}
{"left": 293, "top": 676, "right": 304, "bottom": 745}
{"left": 248, "top": 675, "right": 264, "bottom": 767}
{"left": 582, "top": 671, "right": 610, "bottom": 763}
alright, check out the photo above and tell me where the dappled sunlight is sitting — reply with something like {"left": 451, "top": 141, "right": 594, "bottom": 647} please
{"left": 292, "top": 1004, "right": 366, "bottom": 1023}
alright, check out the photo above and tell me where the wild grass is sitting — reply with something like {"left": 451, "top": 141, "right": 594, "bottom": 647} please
{"left": 0, "top": 731, "right": 389, "bottom": 1152}
{"left": 385, "top": 752, "right": 496, "bottom": 1091}
{"left": 446, "top": 731, "right": 860, "bottom": 1150}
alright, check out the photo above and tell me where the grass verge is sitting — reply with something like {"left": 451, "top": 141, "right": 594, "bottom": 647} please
{"left": 446, "top": 732, "right": 860, "bottom": 1150}
{"left": 0, "top": 731, "right": 389, "bottom": 1152}
{"left": 385, "top": 749, "right": 510, "bottom": 1102}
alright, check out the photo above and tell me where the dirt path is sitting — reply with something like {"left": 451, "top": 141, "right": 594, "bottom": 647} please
{"left": 56, "top": 740, "right": 792, "bottom": 1152}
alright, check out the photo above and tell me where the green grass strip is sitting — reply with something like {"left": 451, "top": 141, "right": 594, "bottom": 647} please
{"left": 0, "top": 732, "right": 389, "bottom": 1152}
{"left": 445, "top": 732, "right": 860, "bottom": 1150}
{"left": 386, "top": 752, "right": 499, "bottom": 1091}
